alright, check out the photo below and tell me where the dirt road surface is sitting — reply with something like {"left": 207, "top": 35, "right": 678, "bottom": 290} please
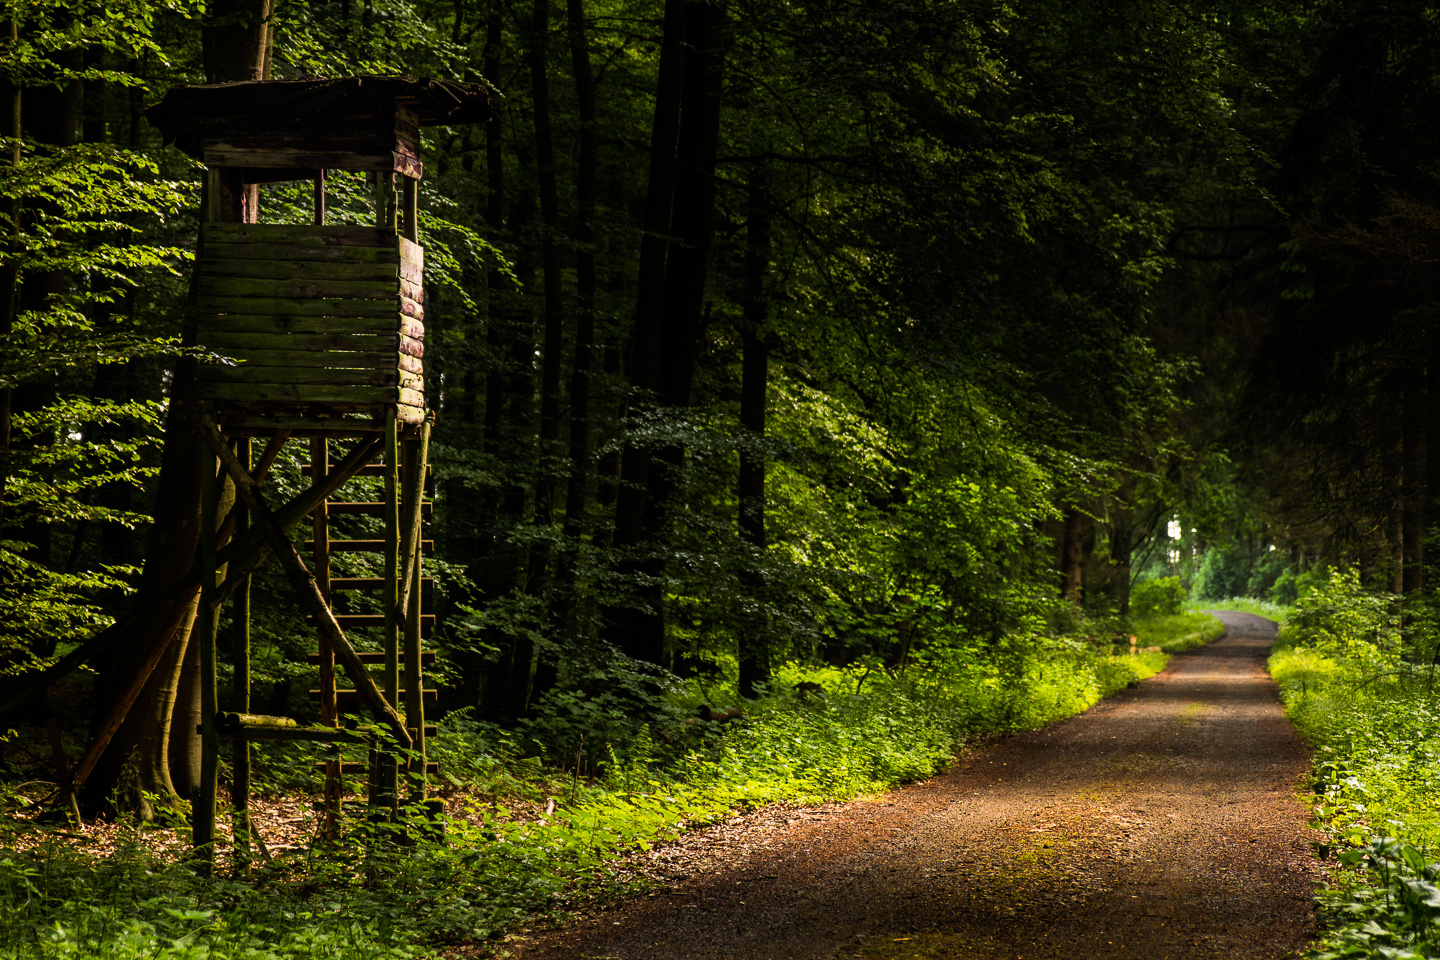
{"left": 509, "top": 612, "right": 1320, "bottom": 960}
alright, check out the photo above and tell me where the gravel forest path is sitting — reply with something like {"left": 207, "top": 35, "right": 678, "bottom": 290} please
{"left": 509, "top": 612, "right": 1321, "bottom": 960}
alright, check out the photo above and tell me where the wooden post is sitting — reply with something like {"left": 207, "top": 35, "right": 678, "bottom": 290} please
{"left": 231, "top": 436, "right": 253, "bottom": 867}
{"left": 402, "top": 417, "right": 431, "bottom": 798}
{"left": 312, "top": 437, "right": 341, "bottom": 837}
{"left": 193, "top": 426, "right": 222, "bottom": 872}
{"left": 313, "top": 169, "right": 327, "bottom": 226}
{"left": 207, "top": 168, "right": 222, "bottom": 224}
{"left": 401, "top": 175, "right": 418, "bottom": 242}
{"left": 377, "top": 409, "right": 401, "bottom": 816}
{"left": 373, "top": 172, "right": 396, "bottom": 231}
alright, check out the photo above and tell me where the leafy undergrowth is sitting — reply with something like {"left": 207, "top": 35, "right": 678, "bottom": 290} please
{"left": 1268, "top": 570, "right": 1440, "bottom": 959}
{"left": 1131, "top": 610, "right": 1226, "bottom": 653}
{"left": 1199, "top": 596, "right": 1290, "bottom": 621}
{"left": 0, "top": 641, "right": 1169, "bottom": 960}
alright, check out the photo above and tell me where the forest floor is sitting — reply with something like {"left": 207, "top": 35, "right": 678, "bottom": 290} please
{"left": 500, "top": 613, "right": 1322, "bottom": 960}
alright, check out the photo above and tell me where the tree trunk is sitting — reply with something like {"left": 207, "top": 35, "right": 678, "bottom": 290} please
{"left": 1402, "top": 364, "right": 1426, "bottom": 594}
{"left": 1060, "top": 507, "right": 1084, "bottom": 606}
{"left": 1108, "top": 520, "right": 1134, "bottom": 616}
{"left": 536, "top": 0, "right": 600, "bottom": 698}
{"left": 0, "top": 18, "right": 20, "bottom": 532}
{"left": 610, "top": 0, "right": 688, "bottom": 550}
{"left": 80, "top": 0, "right": 269, "bottom": 816}
{"left": 500, "top": 167, "right": 539, "bottom": 718}
{"left": 464, "top": 5, "right": 510, "bottom": 718}
{"left": 737, "top": 164, "right": 771, "bottom": 700}
{"left": 602, "top": 0, "right": 689, "bottom": 666}
{"left": 654, "top": 0, "right": 726, "bottom": 413}
{"left": 529, "top": 0, "right": 565, "bottom": 537}
{"left": 607, "top": 0, "right": 728, "bottom": 669}
{"left": 559, "top": 0, "right": 598, "bottom": 571}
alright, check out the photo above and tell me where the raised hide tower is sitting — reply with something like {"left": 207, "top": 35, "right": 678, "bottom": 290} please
{"left": 146, "top": 77, "right": 489, "bottom": 866}
{"left": 149, "top": 76, "right": 487, "bottom": 429}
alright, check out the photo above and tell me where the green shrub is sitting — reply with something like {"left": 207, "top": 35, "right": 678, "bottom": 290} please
{"left": 1266, "top": 569, "right": 1440, "bottom": 959}
{"left": 1130, "top": 576, "right": 1187, "bottom": 617}
{"left": 1281, "top": 568, "right": 1398, "bottom": 670}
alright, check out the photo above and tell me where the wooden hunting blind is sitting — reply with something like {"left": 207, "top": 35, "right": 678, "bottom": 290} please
{"left": 149, "top": 76, "right": 486, "bottom": 429}
{"left": 141, "top": 76, "right": 490, "bottom": 864}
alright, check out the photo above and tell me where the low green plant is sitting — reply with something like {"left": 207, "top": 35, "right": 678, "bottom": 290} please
{"left": 1312, "top": 838, "right": 1440, "bottom": 959}
{"left": 1267, "top": 568, "right": 1440, "bottom": 958}
{"left": 1131, "top": 610, "right": 1225, "bottom": 652}
{"left": 1196, "top": 596, "right": 1290, "bottom": 621}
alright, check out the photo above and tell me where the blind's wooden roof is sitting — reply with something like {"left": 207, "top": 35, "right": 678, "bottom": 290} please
{"left": 147, "top": 76, "right": 491, "bottom": 163}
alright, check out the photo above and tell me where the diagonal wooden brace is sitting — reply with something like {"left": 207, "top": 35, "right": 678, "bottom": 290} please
{"left": 395, "top": 418, "right": 431, "bottom": 620}
{"left": 200, "top": 415, "right": 412, "bottom": 750}
{"left": 211, "top": 434, "right": 382, "bottom": 608}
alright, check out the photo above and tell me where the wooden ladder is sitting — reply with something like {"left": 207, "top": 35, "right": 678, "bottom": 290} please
{"left": 195, "top": 410, "right": 437, "bottom": 866}
{"left": 303, "top": 430, "right": 438, "bottom": 834}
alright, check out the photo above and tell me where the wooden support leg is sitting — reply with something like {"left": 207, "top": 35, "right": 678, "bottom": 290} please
{"left": 232, "top": 437, "right": 253, "bottom": 868}
{"left": 376, "top": 410, "right": 401, "bottom": 818}
{"left": 402, "top": 418, "right": 432, "bottom": 801}
{"left": 193, "top": 436, "right": 221, "bottom": 873}
{"left": 312, "top": 437, "right": 341, "bottom": 839}
{"left": 313, "top": 169, "right": 326, "bottom": 227}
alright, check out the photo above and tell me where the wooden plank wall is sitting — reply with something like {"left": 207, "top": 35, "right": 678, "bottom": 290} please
{"left": 197, "top": 223, "right": 425, "bottom": 423}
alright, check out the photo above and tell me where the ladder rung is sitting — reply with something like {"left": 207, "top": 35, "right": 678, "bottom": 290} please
{"left": 321, "top": 501, "right": 434, "bottom": 516}
{"left": 302, "top": 463, "right": 433, "bottom": 478}
{"left": 307, "top": 650, "right": 437, "bottom": 665}
{"left": 307, "top": 539, "right": 434, "bottom": 553}
{"left": 330, "top": 577, "right": 433, "bottom": 592}
{"left": 314, "top": 761, "right": 440, "bottom": 773}
{"left": 306, "top": 723, "right": 439, "bottom": 736}
{"left": 307, "top": 614, "right": 435, "bottom": 630}
{"left": 311, "top": 688, "right": 438, "bottom": 702}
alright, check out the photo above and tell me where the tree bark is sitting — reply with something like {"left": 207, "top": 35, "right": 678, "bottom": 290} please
{"left": 610, "top": 0, "right": 688, "bottom": 551}
{"left": 529, "top": 0, "right": 565, "bottom": 536}
{"left": 559, "top": 0, "right": 598, "bottom": 571}
{"left": 80, "top": 1, "right": 268, "bottom": 816}
{"left": 1402, "top": 364, "right": 1426, "bottom": 594}
{"left": 0, "top": 18, "right": 20, "bottom": 532}
{"left": 737, "top": 164, "right": 771, "bottom": 699}
{"left": 607, "top": 0, "right": 729, "bottom": 669}
{"left": 1060, "top": 507, "right": 1084, "bottom": 606}
{"left": 499, "top": 162, "right": 539, "bottom": 717}
{"left": 532, "top": 0, "right": 601, "bottom": 701}
{"left": 602, "top": 0, "right": 690, "bottom": 667}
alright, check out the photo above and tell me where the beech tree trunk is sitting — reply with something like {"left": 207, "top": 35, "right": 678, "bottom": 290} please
{"left": 737, "top": 164, "right": 771, "bottom": 699}
{"left": 0, "top": 18, "right": 20, "bottom": 533}
{"left": 1060, "top": 507, "right": 1084, "bottom": 606}
{"left": 80, "top": 0, "right": 269, "bottom": 817}
{"left": 603, "top": 0, "right": 689, "bottom": 665}
{"left": 1402, "top": 365, "right": 1426, "bottom": 594}
{"left": 535, "top": 0, "right": 600, "bottom": 699}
